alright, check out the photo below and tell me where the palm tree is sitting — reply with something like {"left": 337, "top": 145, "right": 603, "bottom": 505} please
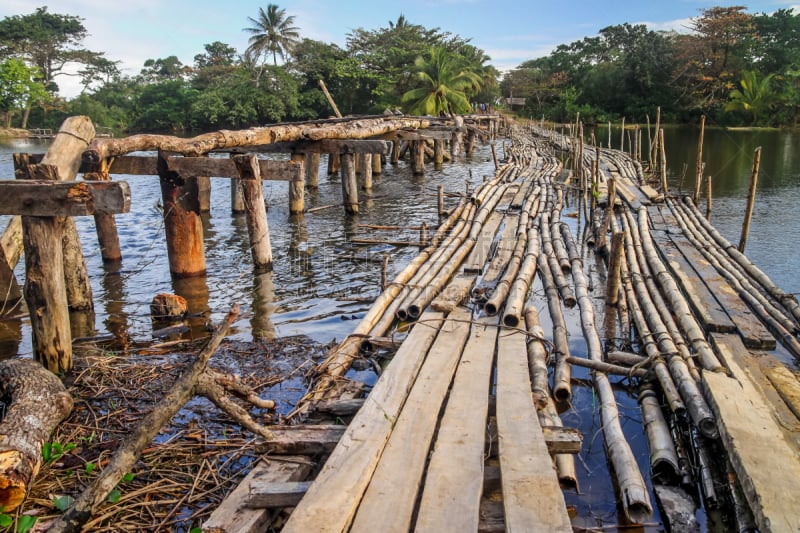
{"left": 401, "top": 46, "right": 482, "bottom": 116}
{"left": 243, "top": 4, "right": 300, "bottom": 66}
{"left": 725, "top": 70, "right": 776, "bottom": 125}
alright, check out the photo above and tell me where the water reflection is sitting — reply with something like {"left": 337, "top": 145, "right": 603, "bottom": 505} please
{"left": 251, "top": 271, "right": 275, "bottom": 341}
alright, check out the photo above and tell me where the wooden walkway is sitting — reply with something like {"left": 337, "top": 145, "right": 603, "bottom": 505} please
{"left": 205, "top": 123, "right": 800, "bottom": 532}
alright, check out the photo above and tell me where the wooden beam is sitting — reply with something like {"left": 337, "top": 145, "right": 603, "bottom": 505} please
{"left": 103, "top": 155, "right": 300, "bottom": 181}
{"left": 0, "top": 180, "right": 130, "bottom": 216}
{"left": 247, "top": 139, "right": 392, "bottom": 154}
{"left": 245, "top": 481, "right": 313, "bottom": 508}
{"left": 254, "top": 425, "right": 345, "bottom": 455}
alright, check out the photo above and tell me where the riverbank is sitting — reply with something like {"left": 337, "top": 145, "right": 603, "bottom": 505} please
{"left": 0, "top": 127, "right": 30, "bottom": 139}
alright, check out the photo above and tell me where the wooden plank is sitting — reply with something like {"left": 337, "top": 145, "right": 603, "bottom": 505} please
{"left": 669, "top": 234, "right": 775, "bottom": 349}
{"left": 495, "top": 327, "right": 571, "bottom": 532}
{"left": 245, "top": 481, "right": 313, "bottom": 508}
{"left": 613, "top": 177, "right": 650, "bottom": 209}
{"left": 414, "top": 314, "right": 499, "bottom": 532}
{"left": 107, "top": 155, "right": 300, "bottom": 181}
{"left": 350, "top": 307, "right": 473, "bottom": 532}
{"left": 282, "top": 311, "right": 445, "bottom": 533}
{"left": 0, "top": 180, "right": 130, "bottom": 216}
{"left": 249, "top": 139, "right": 392, "bottom": 154}
{"left": 463, "top": 210, "right": 503, "bottom": 273}
{"left": 476, "top": 213, "right": 519, "bottom": 285}
{"left": 705, "top": 333, "right": 800, "bottom": 533}
{"left": 484, "top": 419, "right": 583, "bottom": 456}
{"left": 254, "top": 425, "right": 345, "bottom": 455}
{"left": 202, "top": 456, "right": 313, "bottom": 533}
{"left": 646, "top": 205, "right": 668, "bottom": 231}
{"left": 652, "top": 229, "right": 736, "bottom": 333}
{"left": 431, "top": 274, "right": 476, "bottom": 313}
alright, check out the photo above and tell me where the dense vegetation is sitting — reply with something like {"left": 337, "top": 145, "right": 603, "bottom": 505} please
{"left": 1, "top": 4, "right": 798, "bottom": 133}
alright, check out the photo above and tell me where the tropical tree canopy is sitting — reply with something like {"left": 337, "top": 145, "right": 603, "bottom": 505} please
{"left": 243, "top": 4, "right": 300, "bottom": 66}
{"left": 402, "top": 46, "right": 482, "bottom": 116}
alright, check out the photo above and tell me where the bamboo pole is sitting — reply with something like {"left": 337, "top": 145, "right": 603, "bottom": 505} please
{"left": 504, "top": 223, "right": 541, "bottom": 328}
{"left": 563, "top": 220, "right": 652, "bottom": 523}
{"left": 693, "top": 115, "right": 706, "bottom": 203}
{"left": 606, "top": 231, "right": 625, "bottom": 306}
{"left": 524, "top": 306, "right": 550, "bottom": 409}
{"left": 658, "top": 128, "right": 668, "bottom": 195}
{"left": 637, "top": 207, "right": 723, "bottom": 371}
{"left": 682, "top": 196, "right": 800, "bottom": 325}
{"left": 318, "top": 79, "right": 342, "bottom": 118}
{"left": 706, "top": 175, "right": 712, "bottom": 221}
{"left": 739, "top": 146, "right": 761, "bottom": 253}
{"left": 639, "top": 385, "right": 681, "bottom": 483}
{"left": 539, "top": 249, "right": 571, "bottom": 403}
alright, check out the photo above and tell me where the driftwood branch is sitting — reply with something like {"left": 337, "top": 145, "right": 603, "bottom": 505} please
{"left": 48, "top": 304, "right": 240, "bottom": 533}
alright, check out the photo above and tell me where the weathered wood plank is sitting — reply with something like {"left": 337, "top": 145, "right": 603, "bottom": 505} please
{"left": 669, "top": 234, "right": 775, "bottom": 349}
{"left": 495, "top": 327, "right": 571, "bottom": 532}
{"left": 0, "top": 181, "right": 130, "bottom": 216}
{"left": 244, "top": 481, "right": 313, "bottom": 508}
{"left": 652, "top": 229, "right": 736, "bottom": 333}
{"left": 254, "top": 425, "right": 345, "bottom": 455}
{"left": 705, "top": 333, "right": 800, "bottom": 532}
{"left": 350, "top": 308, "right": 473, "bottom": 532}
{"left": 414, "top": 314, "right": 498, "bottom": 533}
{"left": 282, "top": 312, "right": 445, "bottom": 533}
{"left": 431, "top": 274, "right": 476, "bottom": 313}
{"left": 202, "top": 456, "right": 313, "bottom": 533}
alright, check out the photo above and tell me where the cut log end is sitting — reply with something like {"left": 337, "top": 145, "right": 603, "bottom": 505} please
{"left": 0, "top": 450, "right": 29, "bottom": 512}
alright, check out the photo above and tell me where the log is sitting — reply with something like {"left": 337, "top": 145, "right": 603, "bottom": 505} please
{"left": 48, "top": 305, "right": 240, "bottom": 533}
{"left": 0, "top": 181, "right": 131, "bottom": 217}
{"left": 0, "top": 359, "right": 74, "bottom": 512}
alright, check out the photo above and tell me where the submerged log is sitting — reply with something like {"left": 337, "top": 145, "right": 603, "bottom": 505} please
{"left": 0, "top": 359, "right": 74, "bottom": 512}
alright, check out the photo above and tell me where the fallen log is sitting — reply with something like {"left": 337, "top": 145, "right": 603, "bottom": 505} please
{"left": 0, "top": 359, "right": 74, "bottom": 512}
{"left": 48, "top": 304, "right": 242, "bottom": 533}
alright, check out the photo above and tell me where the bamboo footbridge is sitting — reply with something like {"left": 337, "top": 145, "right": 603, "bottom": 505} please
{"left": 205, "top": 122, "right": 800, "bottom": 532}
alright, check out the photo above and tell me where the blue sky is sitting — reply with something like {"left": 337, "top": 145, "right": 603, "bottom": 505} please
{"left": 4, "top": 0, "right": 800, "bottom": 97}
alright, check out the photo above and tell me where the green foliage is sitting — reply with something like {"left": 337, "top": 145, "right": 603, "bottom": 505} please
{"left": 243, "top": 4, "right": 300, "bottom": 66}
{"left": 402, "top": 46, "right": 482, "bottom": 116}
{"left": 107, "top": 489, "right": 121, "bottom": 504}
{"left": 0, "top": 58, "right": 47, "bottom": 125}
{"left": 725, "top": 70, "right": 776, "bottom": 124}
{"left": 51, "top": 494, "right": 74, "bottom": 512}
{"left": 135, "top": 80, "right": 198, "bottom": 132}
{"left": 42, "top": 441, "right": 77, "bottom": 463}
{"left": 85, "top": 461, "right": 97, "bottom": 475}
{"left": 0, "top": 513, "right": 11, "bottom": 528}
{"left": 15, "top": 515, "right": 37, "bottom": 533}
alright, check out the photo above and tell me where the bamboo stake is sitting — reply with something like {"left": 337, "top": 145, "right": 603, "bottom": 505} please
{"left": 563, "top": 221, "right": 652, "bottom": 523}
{"left": 706, "top": 175, "right": 712, "bottom": 221}
{"left": 606, "top": 231, "right": 625, "bottom": 306}
{"left": 659, "top": 128, "right": 668, "bottom": 195}
{"left": 739, "top": 147, "right": 761, "bottom": 253}
{"left": 693, "top": 115, "right": 706, "bottom": 203}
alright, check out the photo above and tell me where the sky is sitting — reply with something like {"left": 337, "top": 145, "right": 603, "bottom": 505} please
{"left": 3, "top": 0, "right": 800, "bottom": 98}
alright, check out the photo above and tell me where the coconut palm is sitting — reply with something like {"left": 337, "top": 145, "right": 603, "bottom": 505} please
{"left": 725, "top": 70, "right": 776, "bottom": 125}
{"left": 243, "top": 4, "right": 300, "bottom": 66}
{"left": 401, "top": 46, "right": 482, "bottom": 116}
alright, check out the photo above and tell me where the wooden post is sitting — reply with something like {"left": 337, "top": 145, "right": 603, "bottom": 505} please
{"left": 306, "top": 152, "right": 320, "bottom": 189}
{"left": 739, "top": 146, "right": 762, "bottom": 253}
{"left": 606, "top": 231, "right": 625, "bottom": 306}
{"left": 361, "top": 153, "right": 373, "bottom": 190}
{"left": 437, "top": 184, "right": 444, "bottom": 218}
{"left": 197, "top": 175, "right": 211, "bottom": 213}
{"left": 706, "top": 175, "right": 713, "bottom": 222}
{"left": 391, "top": 140, "right": 401, "bottom": 164}
{"left": 231, "top": 177, "right": 245, "bottom": 214}
{"left": 372, "top": 152, "right": 382, "bottom": 175}
{"left": 465, "top": 129, "right": 476, "bottom": 156}
{"left": 327, "top": 152, "right": 340, "bottom": 176}
{"left": 84, "top": 158, "right": 122, "bottom": 263}
{"left": 412, "top": 141, "right": 425, "bottom": 176}
{"left": 491, "top": 143, "right": 499, "bottom": 170}
{"left": 620, "top": 117, "right": 625, "bottom": 152}
{"left": 694, "top": 115, "right": 706, "bottom": 203}
{"left": 340, "top": 153, "right": 359, "bottom": 215}
{"left": 290, "top": 153, "right": 305, "bottom": 215}
{"left": 232, "top": 154, "right": 273, "bottom": 272}
{"left": 20, "top": 116, "right": 95, "bottom": 373}
{"left": 659, "top": 128, "right": 669, "bottom": 195}
{"left": 157, "top": 151, "right": 206, "bottom": 278}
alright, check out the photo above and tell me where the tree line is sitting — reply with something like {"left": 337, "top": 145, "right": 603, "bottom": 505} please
{"left": 1, "top": 5, "right": 798, "bottom": 133}
{"left": 502, "top": 6, "right": 800, "bottom": 126}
